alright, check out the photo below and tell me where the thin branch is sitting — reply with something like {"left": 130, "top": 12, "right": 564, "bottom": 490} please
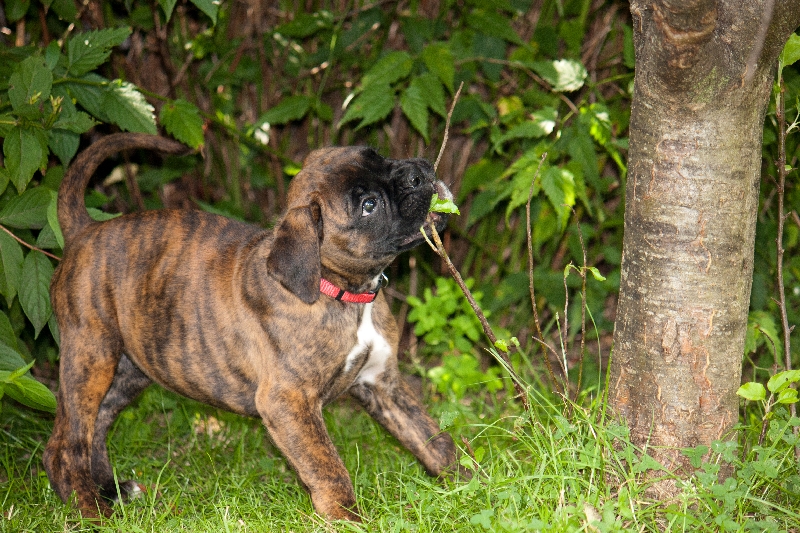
{"left": 0, "top": 225, "right": 61, "bottom": 261}
{"left": 426, "top": 224, "right": 530, "bottom": 412}
{"left": 774, "top": 76, "right": 799, "bottom": 457}
{"left": 525, "top": 153, "right": 562, "bottom": 395}
{"left": 434, "top": 81, "right": 464, "bottom": 174}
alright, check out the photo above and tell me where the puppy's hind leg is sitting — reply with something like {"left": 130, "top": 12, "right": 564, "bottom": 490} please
{"left": 43, "top": 334, "right": 121, "bottom": 519}
{"left": 92, "top": 355, "right": 153, "bottom": 503}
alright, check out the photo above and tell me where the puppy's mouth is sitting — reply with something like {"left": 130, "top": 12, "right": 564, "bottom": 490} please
{"left": 398, "top": 209, "right": 447, "bottom": 249}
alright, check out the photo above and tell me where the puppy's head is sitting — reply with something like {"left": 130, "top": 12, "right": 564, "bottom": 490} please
{"left": 267, "top": 147, "right": 451, "bottom": 304}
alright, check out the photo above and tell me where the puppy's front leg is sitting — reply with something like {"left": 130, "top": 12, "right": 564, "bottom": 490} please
{"left": 349, "top": 375, "right": 459, "bottom": 478}
{"left": 256, "top": 384, "right": 360, "bottom": 522}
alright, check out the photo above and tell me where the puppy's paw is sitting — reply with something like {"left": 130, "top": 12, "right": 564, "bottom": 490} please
{"left": 101, "top": 480, "right": 147, "bottom": 504}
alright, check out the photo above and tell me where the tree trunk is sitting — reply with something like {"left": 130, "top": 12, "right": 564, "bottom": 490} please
{"left": 609, "top": 0, "right": 800, "bottom": 496}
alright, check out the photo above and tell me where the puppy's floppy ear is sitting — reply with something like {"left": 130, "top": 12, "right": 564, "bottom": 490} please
{"left": 267, "top": 202, "right": 322, "bottom": 305}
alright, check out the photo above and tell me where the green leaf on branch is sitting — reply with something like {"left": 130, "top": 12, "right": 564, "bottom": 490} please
{"left": 5, "top": 0, "right": 30, "bottom": 23}
{"left": 3, "top": 373, "right": 58, "bottom": 413}
{"left": 0, "top": 232, "right": 24, "bottom": 307}
{"left": 257, "top": 96, "right": 312, "bottom": 126}
{"left": 3, "top": 127, "right": 47, "bottom": 193}
{"left": 66, "top": 27, "right": 132, "bottom": 77}
{"left": 0, "top": 312, "right": 19, "bottom": 352}
{"left": 7, "top": 55, "right": 53, "bottom": 111}
{"left": 362, "top": 51, "right": 413, "bottom": 87}
{"left": 158, "top": 0, "right": 179, "bottom": 21}
{"left": 530, "top": 59, "right": 588, "bottom": 92}
{"left": 780, "top": 33, "right": 800, "bottom": 69}
{"left": 401, "top": 83, "right": 429, "bottom": 142}
{"left": 429, "top": 193, "right": 460, "bottom": 215}
{"left": 745, "top": 310, "right": 782, "bottom": 359}
{"left": 737, "top": 381, "right": 766, "bottom": 402}
{"left": 776, "top": 387, "right": 798, "bottom": 405}
{"left": 47, "top": 190, "right": 64, "bottom": 250}
{"left": 19, "top": 251, "right": 54, "bottom": 338}
{"left": 466, "top": 9, "right": 523, "bottom": 45}
{"left": 65, "top": 73, "right": 110, "bottom": 122}
{"left": 412, "top": 73, "right": 447, "bottom": 118}
{"left": 541, "top": 166, "right": 576, "bottom": 230}
{"left": 587, "top": 266, "right": 606, "bottom": 281}
{"left": 422, "top": 43, "right": 455, "bottom": 93}
{"left": 0, "top": 349, "right": 57, "bottom": 413}
{"left": 493, "top": 107, "right": 557, "bottom": 150}
{"left": 340, "top": 83, "right": 395, "bottom": 129}
{"left": 189, "top": 0, "right": 219, "bottom": 23}
{"left": 0, "top": 187, "right": 52, "bottom": 229}
{"left": 160, "top": 99, "right": 204, "bottom": 149}
{"left": 767, "top": 369, "right": 800, "bottom": 394}
{"left": 102, "top": 80, "right": 157, "bottom": 134}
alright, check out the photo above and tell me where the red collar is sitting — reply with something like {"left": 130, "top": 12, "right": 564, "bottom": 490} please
{"left": 319, "top": 278, "right": 379, "bottom": 304}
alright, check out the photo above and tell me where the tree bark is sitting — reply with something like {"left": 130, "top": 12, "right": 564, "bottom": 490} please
{"left": 609, "top": 0, "right": 800, "bottom": 497}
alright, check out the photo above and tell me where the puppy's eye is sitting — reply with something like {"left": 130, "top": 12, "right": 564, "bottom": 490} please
{"left": 361, "top": 198, "right": 377, "bottom": 216}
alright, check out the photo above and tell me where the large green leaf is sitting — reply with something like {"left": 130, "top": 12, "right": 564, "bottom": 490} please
{"left": 19, "top": 251, "right": 55, "bottom": 338}
{"left": 275, "top": 11, "right": 333, "bottom": 38}
{"left": 340, "top": 83, "right": 395, "bottom": 129}
{"left": 412, "top": 73, "right": 447, "bottom": 118}
{"left": 780, "top": 33, "right": 800, "bottom": 69}
{"left": 737, "top": 381, "right": 766, "bottom": 402}
{"left": 422, "top": 43, "right": 455, "bottom": 93}
{"left": 47, "top": 190, "right": 64, "bottom": 250}
{"left": 258, "top": 96, "right": 312, "bottom": 126}
{"left": 0, "top": 312, "right": 19, "bottom": 351}
{"left": 3, "top": 373, "right": 57, "bottom": 413}
{"left": 190, "top": 0, "right": 219, "bottom": 23}
{"left": 7, "top": 55, "right": 53, "bottom": 111}
{"left": 5, "top": 0, "right": 30, "bottom": 23}
{"left": 65, "top": 73, "right": 110, "bottom": 122}
{"left": 530, "top": 59, "right": 588, "bottom": 92}
{"left": 400, "top": 83, "right": 429, "bottom": 143}
{"left": 158, "top": 0, "right": 179, "bottom": 21}
{"left": 3, "top": 127, "right": 47, "bottom": 193}
{"left": 493, "top": 107, "right": 557, "bottom": 150}
{"left": 66, "top": 27, "right": 132, "bottom": 77}
{"left": 767, "top": 369, "right": 800, "bottom": 394}
{"left": 0, "top": 343, "right": 27, "bottom": 372}
{"left": 0, "top": 186, "right": 52, "bottom": 229}
{"left": 541, "top": 166, "right": 576, "bottom": 230}
{"left": 362, "top": 51, "right": 413, "bottom": 88}
{"left": 102, "top": 80, "right": 157, "bottom": 134}
{"left": 52, "top": 108, "right": 96, "bottom": 134}
{"left": 160, "top": 99, "right": 204, "bottom": 149}
{"left": 466, "top": 9, "right": 523, "bottom": 44}
{"left": 0, "top": 232, "right": 23, "bottom": 307}
{"left": 50, "top": 0, "right": 77, "bottom": 22}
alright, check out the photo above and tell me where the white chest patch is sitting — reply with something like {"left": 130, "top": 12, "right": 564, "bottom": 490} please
{"left": 344, "top": 302, "right": 392, "bottom": 385}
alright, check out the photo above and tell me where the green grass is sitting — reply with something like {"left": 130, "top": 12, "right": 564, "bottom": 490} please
{"left": 1, "top": 375, "right": 799, "bottom": 532}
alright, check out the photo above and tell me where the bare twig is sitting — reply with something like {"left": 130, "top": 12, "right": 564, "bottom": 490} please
{"left": 434, "top": 81, "right": 464, "bottom": 174}
{"left": 525, "top": 153, "right": 563, "bottom": 395}
{"left": 0, "top": 225, "right": 61, "bottom": 262}
{"left": 426, "top": 225, "right": 530, "bottom": 412}
{"left": 774, "top": 76, "right": 799, "bottom": 457}
{"left": 573, "top": 209, "right": 589, "bottom": 403}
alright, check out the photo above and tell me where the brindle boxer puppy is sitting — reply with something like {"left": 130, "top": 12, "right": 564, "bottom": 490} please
{"left": 44, "top": 133, "right": 459, "bottom": 522}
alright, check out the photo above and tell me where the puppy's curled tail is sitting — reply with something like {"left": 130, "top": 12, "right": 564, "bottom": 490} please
{"left": 59, "top": 133, "right": 192, "bottom": 243}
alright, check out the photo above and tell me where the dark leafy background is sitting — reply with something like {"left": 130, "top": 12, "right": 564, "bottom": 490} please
{"left": 0, "top": 0, "right": 796, "bottom": 413}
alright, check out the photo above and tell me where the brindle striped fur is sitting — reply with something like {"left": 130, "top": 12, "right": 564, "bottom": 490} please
{"left": 44, "top": 133, "right": 459, "bottom": 522}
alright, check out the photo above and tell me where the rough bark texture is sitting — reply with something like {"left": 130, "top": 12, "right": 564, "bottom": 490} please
{"left": 610, "top": 0, "right": 800, "bottom": 496}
